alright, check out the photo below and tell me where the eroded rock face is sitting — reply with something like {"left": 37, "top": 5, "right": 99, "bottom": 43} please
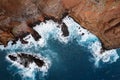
{"left": 68, "top": 0, "right": 120, "bottom": 49}
{"left": 0, "top": 0, "right": 120, "bottom": 49}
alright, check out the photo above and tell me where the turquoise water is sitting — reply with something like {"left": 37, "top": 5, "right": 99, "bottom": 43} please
{"left": 0, "top": 16, "right": 120, "bottom": 80}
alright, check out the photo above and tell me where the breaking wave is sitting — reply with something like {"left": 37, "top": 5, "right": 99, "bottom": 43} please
{"left": 0, "top": 16, "right": 119, "bottom": 80}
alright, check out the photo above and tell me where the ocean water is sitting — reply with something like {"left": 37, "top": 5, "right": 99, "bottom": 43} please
{"left": 0, "top": 16, "right": 120, "bottom": 80}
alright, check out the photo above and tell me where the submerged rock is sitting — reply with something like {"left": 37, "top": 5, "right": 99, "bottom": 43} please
{"left": 7, "top": 53, "right": 45, "bottom": 68}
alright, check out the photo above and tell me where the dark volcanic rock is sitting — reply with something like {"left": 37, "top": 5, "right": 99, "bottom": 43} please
{"left": 0, "top": 0, "right": 120, "bottom": 49}
{"left": 61, "top": 23, "right": 69, "bottom": 37}
{"left": 8, "top": 55, "right": 17, "bottom": 61}
{"left": 7, "top": 53, "right": 45, "bottom": 68}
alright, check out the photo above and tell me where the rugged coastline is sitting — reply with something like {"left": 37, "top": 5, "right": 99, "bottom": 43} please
{"left": 0, "top": 0, "right": 120, "bottom": 49}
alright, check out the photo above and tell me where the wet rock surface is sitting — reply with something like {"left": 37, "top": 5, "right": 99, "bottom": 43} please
{"left": 0, "top": 0, "right": 120, "bottom": 49}
{"left": 61, "top": 23, "right": 69, "bottom": 37}
{"left": 7, "top": 53, "right": 45, "bottom": 68}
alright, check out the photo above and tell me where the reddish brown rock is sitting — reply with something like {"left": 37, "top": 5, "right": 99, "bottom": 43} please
{"left": 0, "top": 0, "right": 120, "bottom": 49}
{"left": 68, "top": 0, "right": 120, "bottom": 49}
{"left": 0, "top": 31, "right": 14, "bottom": 46}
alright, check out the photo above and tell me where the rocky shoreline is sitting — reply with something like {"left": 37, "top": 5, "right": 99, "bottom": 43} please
{"left": 0, "top": 0, "right": 120, "bottom": 49}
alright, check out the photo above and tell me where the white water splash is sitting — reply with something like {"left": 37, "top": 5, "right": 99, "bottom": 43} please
{"left": 62, "top": 16, "right": 119, "bottom": 67}
{"left": 0, "top": 16, "right": 119, "bottom": 80}
{"left": 89, "top": 41, "right": 119, "bottom": 67}
{"left": 33, "top": 20, "right": 62, "bottom": 45}
{"left": 6, "top": 52, "right": 51, "bottom": 80}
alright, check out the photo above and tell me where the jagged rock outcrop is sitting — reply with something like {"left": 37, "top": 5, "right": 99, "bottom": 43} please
{"left": 0, "top": 0, "right": 120, "bottom": 49}
{"left": 7, "top": 53, "right": 45, "bottom": 68}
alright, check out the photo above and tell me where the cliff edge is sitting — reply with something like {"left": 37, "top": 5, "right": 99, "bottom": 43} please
{"left": 0, "top": 0, "right": 120, "bottom": 49}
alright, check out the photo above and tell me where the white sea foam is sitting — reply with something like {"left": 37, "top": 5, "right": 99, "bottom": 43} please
{"left": 62, "top": 16, "right": 119, "bottom": 67}
{"left": 63, "top": 17, "right": 119, "bottom": 67}
{"left": 88, "top": 41, "right": 119, "bottom": 67}
{"left": 6, "top": 52, "right": 51, "bottom": 79}
{"left": 0, "top": 16, "right": 119, "bottom": 80}
{"left": 34, "top": 21, "right": 61, "bottom": 44}
{"left": 33, "top": 20, "right": 74, "bottom": 45}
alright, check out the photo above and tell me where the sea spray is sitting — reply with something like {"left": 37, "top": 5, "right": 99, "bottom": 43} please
{"left": 1, "top": 16, "right": 119, "bottom": 67}
{"left": 88, "top": 41, "right": 119, "bottom": 67}
{"left": 6, "top": 52, "right": 51, "bottom": 80}
{"left": 0, "top": 16, "right": 119, "bottom": 80}
{"left": 62, "top": 16, "right": 119, "bottom": 67}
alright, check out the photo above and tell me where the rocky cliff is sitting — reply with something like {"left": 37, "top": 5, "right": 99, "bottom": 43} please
{"left": 0, "top": 0, "right": 120, "bottom": 49}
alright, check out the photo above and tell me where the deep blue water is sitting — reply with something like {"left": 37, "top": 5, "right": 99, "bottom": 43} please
{"left": 0, "top": 39, "right": 120, "bottom": 80}
{"left": 0, "top": 17, "right": 120, "bottom": 80}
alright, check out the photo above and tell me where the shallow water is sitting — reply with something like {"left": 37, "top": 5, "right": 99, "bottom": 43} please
{"left": 0, "top": 16, "right": 120, "bottom": 80}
